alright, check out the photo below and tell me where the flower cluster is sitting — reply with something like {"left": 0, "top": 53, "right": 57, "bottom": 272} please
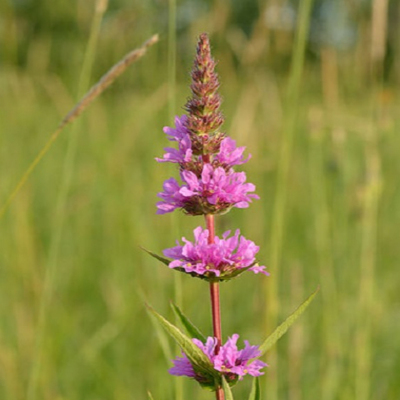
{"left": 163, "top": 226, "right": 268, "bottom": 280}
{"left": 157, "top": 162, "right": 258, "bottom": 215}
{"left": 170, "top": 334, "right": 267, "bottom": 383}
{"left": 156, "top": 34, "right": 258, "bottom": 216}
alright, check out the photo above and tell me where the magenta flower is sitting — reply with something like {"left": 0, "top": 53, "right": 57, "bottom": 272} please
{"left": 170, "top": 334, "right": 267, "bottom": 383}
{"left": 157, "top": 115, "right": 249, "bottom": 165}
{"left": 156, "top": 134, "right": 193, "bottom": 164}
{"left": 156, "top": 118, "right": 250, "bottom": 173}
{"left": 156, "top": 178, "right": 188, "bottom": 214}
{"left": 214, "top": 137, "right": 251, "bottom": 167}
{"left": 157, "top": 164, "right": 259, "bottom": 215}
{"left": 163, "top": 226, "right": 268, "bottom": 280}
{"left": 156, "top": 115, "right": 193, "bottom": 165}
{"left": 164, "top": 115, "right": 191, "bottom": 142}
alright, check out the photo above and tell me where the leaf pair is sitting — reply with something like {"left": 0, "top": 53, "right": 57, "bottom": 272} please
{"left": 170, "top": 286, "right": 320, "bottom": 357}
{"left": 146, "top": 286, "right": 319, "bottom": 395}
{"left": 142, "top": 247, "right": 260, "bottom": 282}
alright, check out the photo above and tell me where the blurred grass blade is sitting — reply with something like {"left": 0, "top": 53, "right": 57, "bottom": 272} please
{"left": 221, "top": 376, "right": 235, "bottom": 400}
{"left": 146, "top": 304, "right": 216, "bottom": 377}
{"left": 248, "top": 377, "right": 261, "bottom": 400}
{"left": 147, "top": 391, "right": 155, "bottom": 400}
{"left": 259, "top": 287, "right": 319, "bottom": 356}
{"left": 0, "top": 34, "right": 159, "bottom": 220}
{"left": 141, "top": 247, "right": 171, "bottom": 266}
{"left": 170, "top": 302, "right": 206, "bottom": 342}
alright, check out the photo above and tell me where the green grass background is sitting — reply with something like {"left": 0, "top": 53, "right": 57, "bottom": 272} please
{"left": 1, "top": 1, "right": 399, "bottom": 399}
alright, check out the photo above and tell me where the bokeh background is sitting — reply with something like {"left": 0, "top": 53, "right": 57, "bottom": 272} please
{"left": 1, "top": 0, "right": 399, "bottom": 399}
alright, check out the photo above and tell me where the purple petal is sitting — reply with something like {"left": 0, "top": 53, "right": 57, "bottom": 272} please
{"left": 169, "top": 353, "right": 196, "bottom": 377}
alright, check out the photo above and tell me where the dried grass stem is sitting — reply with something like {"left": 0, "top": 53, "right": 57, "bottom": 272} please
{"left": 60, "top": 34, "right": 159, "bottom": 129}
{"left": 0, "top": 34, "right": 159, "bottom": 219}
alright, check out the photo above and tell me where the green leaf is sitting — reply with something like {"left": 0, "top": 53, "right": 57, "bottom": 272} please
{"left": 146, "top": 304, "right": 216, "bottom": 378}
{"left": 248, "top": 377, "right": 261, "bottom": 400}
{"left": 219, "top": 266, "right": 252, "bottom": 281}
{"left": 141, "top": 247, "right": 170, "bottom": 266}
{"left": 170, "top": 302, "right": 206, "bottom": 342}
{"left": 221, "top": 376, "right": 235, "bottom": 400}
{"left": 148, "top": 307, "right": 173, "bottom": 362}
{"left": 137, "top": 288, "right": 173, "bottom": 363}
{"left": 259, "top": 286, "right": 320, "bottom": 355}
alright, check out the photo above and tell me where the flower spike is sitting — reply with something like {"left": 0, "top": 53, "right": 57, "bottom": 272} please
{"left": 185, "top": 33, "right": 224, "bottom": 142}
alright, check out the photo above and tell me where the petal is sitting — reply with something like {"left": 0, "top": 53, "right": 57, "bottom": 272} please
{"left": 179, "top": 187, "right": 195, "bottom": 197}
{"left": 182, "top": 170, "right": 200, "bottom": 190}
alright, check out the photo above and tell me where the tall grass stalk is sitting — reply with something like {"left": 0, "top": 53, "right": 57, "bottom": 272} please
{"left": 168, "top": 0, "right": 177, "bottom": 120}
{"left": 355, "top": 119, "right": 381, "bottom": 400}
{"left": 354, "top": 31, "right": 384, "bottom": 395}
{"left": 0, "top": 34, "right": 158, "bottom": 221}
{"left": 308, "top": 111, "right": 341, "bottom": 399}
{"left": 168, "top": 2, "right": 183, "bottom": 399}
{"left": 265, "top": 0, "right": 314, "bottom": 398}
{"left": 26, "top": 3, "right": 108, "bottom": 398}
{"left": 288, "top": 268, "right": 304, "bottom": 400}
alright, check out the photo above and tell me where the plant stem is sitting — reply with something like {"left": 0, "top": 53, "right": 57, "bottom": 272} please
{"left": 205, "top": 214, "right": 222, "bottom": 345}
{"left": 205, "top": 213, "right": 216, "bottom": 242}
{"left": 167, "top": 2, "right": 182, "bottom": 399}
{"left": 209, "top": 282, "right": 222, "bottom": 348}
{"left": 205, "top": 214, "right": 224, "bottom": 400}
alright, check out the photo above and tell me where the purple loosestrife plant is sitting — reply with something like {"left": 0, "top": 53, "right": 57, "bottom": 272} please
{"left": 146, "top": 33, "right": 319, "bottom": 400}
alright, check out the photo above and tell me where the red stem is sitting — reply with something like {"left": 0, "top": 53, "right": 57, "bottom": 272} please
{"left": 209, "top": 282, "right": 222, "bottom": 348}
{"left": 205, "top": 214, "right": 224, "bottom": 400}
{"left": 205, "top": 213, "right": 215, "bottom": 242}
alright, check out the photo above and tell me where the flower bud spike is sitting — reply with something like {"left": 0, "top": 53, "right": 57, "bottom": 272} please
{"left": 184, "top": 33, "right": 225, "bottom": 155}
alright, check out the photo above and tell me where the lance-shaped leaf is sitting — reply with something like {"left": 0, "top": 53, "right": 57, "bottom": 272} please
{"left": 141, "top": 248, "right": 209, "bottom": 281}
{"left": 221, "top": 375, "right": 235, "bottom": 400}
{"left": 146, "top": 304, "right": 217, "bottom": 379}
{"left": 259, "top": 286, "right": 319, "bottom": 355}
{"left": 170, "top": 302, "right": 206, "bottom": 342}
{"left": 248, "top": 377, "right": 261, "bottom": 400}
{"left": 141, "top": 247, "right": 170, "bottom": 266}
{"left": 148, "top": 306, "right": 173, "bottom": 362}
{"left": 220, "top": 265, "right": 252, "bottom": 280}
{"left": 137, "top": 288, "right": 173, "bottom": 363}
